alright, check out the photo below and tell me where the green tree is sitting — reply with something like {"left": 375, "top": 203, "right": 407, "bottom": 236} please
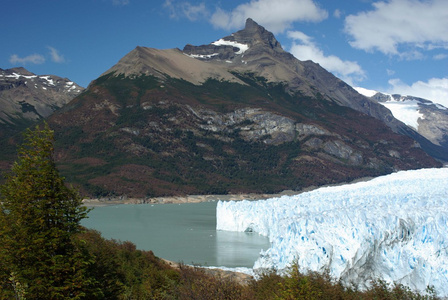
{"left": 0, "top": 123, "right": 101, "bottom": 299}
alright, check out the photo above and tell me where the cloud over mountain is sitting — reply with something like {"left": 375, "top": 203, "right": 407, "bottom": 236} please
{"left": 47, "top": 46, "right": 65, "bottom": 63}
{"left": 9, "top": 53, "right": 45, "bottom": 65}
{"left": 210, "top": 0, "right": 328, "bottom": 33}
{"left": 388, "top": 77, "right": 448, "bottom": 108}
{"left": 344, "top": 0, "right": 448, "bottom": 57}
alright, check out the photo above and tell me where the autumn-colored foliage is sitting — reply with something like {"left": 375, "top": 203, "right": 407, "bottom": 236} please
{"left": 0, "top": 123, "right": 440, "bottom": 299}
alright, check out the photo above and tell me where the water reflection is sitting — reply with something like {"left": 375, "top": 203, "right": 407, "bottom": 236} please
{"left": 215, "top": 230, "right": 268, "bottom": 267}
{"left": 82, "top": 202, "right": 269, "bottom": 268}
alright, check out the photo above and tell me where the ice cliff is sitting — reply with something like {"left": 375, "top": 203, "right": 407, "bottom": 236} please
{"left": 216, "top": 168, "right": 448, "bottom": 296}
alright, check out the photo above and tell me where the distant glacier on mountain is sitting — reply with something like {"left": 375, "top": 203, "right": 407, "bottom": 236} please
{"left": 217, "top": 168, "right": 448, "bottom": 297}
{"left": 354, "top": 87, "right": 448, "bottom": 152}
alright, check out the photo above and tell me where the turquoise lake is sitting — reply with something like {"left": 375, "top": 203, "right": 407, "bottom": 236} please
{"left": 81, "top": 201, "right": 270, "bottom": 268}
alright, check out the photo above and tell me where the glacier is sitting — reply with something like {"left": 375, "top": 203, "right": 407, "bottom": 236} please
{"left": 216, "top": 168, "right": 448, "bottom": 296}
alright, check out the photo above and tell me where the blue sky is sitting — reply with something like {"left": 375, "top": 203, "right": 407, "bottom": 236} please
{"left": 3, "top": 0, "right": 448, "bottom": 107}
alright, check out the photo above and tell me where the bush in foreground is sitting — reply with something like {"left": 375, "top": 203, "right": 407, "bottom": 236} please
{"left": 75, "top": 229, "right": 441, "bottom": 299}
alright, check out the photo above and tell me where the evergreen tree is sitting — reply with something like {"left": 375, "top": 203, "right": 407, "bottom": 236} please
{"left": 0, "top": 123, "right": 101, "bottom": 299}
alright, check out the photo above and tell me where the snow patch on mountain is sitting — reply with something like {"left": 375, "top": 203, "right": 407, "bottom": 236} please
{"left": 381, "top": 100, "right": 424, "bottom": 130}
{"left": 186, "top": 53, "right": 220, "bottom": 59}
{"left": 1, "top": 70, "right": 83, "bottom": 94}
{"left": 39, "top": 75, "right": 55, "bottom": 86}
{"left": 217, "top": 168, "right": 448, "bottom": 296}
{"left": 354, "top": 86, "right": 378, "bottom": 97}
{"left": 354, "top": 87, "right": 423, "bottom": 130}
{"left": 212, "top": 39, "right": 249, "bottom": 55}
{"left": 4, "top": 72, "right": 38, "bottom": 80}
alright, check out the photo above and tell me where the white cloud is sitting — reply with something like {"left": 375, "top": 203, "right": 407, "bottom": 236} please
{"left": 344, "top": 0, "right": 448, "bottom": 57}
{"left": 434, "top": 53, "right": 447, "bottom": 60}
{"left": 386, "top": 69, "right": 395, "bottom": 76}
{"left": 387, "top": 77, "right": 448, "bottom": 108}
{"left": 164, "top": 0, "right": 177, "bottom": 18}
{"left": 210, "top": 0, "right": 328, "bottom": 33}
{"left": 164, "top": 0, "right": 208, "bottom": 21}
{"left": 333, "top": 9, "right": 342, "bottom": 19}
{"left": 287, "top": 31, "right": 312, "bottom": 44}
{"left": 182, "top": 2, "right": 207, "bottom": 21}
{"left": 47, "top": 46, "right": 65, "bottom": 63}
{"left": 287, "top": 30, "right": 366, "bottom": 85}
{"left": 9, "top": 53, "right": 45, "bottom": 65}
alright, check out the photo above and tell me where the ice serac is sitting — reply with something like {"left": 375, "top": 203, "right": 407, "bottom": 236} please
{"left": 216, "top": 168, "right": 448, "bottom": 296}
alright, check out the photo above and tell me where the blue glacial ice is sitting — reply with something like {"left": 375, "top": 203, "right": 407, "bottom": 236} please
{"left": 216, "top": 168, "right": 448, "bottom": 296}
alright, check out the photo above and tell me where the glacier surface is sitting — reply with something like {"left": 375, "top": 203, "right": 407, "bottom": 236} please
{"left": 216, "top": 168, "right": 448, "bottom": 296}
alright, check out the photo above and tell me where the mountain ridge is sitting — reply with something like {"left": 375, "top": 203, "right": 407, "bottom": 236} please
{"left": 106, "top": 19, "right": 416, "bottom": 141}
{"left": 4, "top": 19, "right": 439, "bottom": 197}
{"left": 0, "top": 67, "right": 84, "bottom": 143}
{"left": 181, "top": 19, "right": 412, "bottom": 135}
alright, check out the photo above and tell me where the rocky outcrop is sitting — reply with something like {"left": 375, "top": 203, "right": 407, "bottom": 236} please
{"left": 190, "top": 105, "right": 364, "bottom": 166}
{"left": 418, "top": 106, "right": 448, "bottom": 148}
{"left": 296, "top": 123, "right": 335, "bottom": 139}
{"left": 191, "top": 107, "right": 295, "bottom": 144}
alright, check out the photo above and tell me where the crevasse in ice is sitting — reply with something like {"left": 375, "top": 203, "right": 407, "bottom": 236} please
{"left": 216, "top": 168, "right": 448, "bottom": 296}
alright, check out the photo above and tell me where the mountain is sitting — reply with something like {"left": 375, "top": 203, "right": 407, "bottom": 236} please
{"left": 355, "top": 87, "right": 448, "bottom": 159}
{"left": 44, "top": 19, "right": 440, "bottom": 198}
{"left": 106, "top": 19, "right": 445, "bottom": 160}
{"left": 0, "top": 67, "right": 84, "bottom": 142}
{"left": 107, "top": 19, "right": 406, "bottom": 134}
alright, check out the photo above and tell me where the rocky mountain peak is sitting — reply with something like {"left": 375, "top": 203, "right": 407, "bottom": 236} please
{"left": 8, "top": 67, "right": 35, "bottom": 76}
{"left": 183, "top": 18, "right": 284, "bottom": 61}
{"left": 244, "top": 17, "right": 259, "bottom": 30}
{"left": 234, "top": 18, "right": 283, "bottom": 51}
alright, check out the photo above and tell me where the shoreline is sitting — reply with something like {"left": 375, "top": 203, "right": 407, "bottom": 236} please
{"left": 82, "top": 190, "right": 298, "bottom": 206}
{"left": 82, "top": 176, "right": 374, "bottom": 207}
{"left": 161, "top": 259, "right": 254, "bottom": 285}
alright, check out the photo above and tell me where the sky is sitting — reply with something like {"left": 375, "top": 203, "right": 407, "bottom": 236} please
{"left": 2, "top": 0, "right": 448, "bottom": 107}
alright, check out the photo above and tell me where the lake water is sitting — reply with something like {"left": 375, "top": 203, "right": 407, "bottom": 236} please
{"left": 81, "top": 201, "right": 270, "bottom": 268}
